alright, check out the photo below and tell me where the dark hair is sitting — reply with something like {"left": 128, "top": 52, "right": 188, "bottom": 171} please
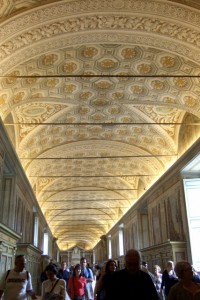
{"left": 80, "top": 257, "right": 86, "bottom": 262}
{"left": 105, "top": 259, "right": 117, "bottom": 273}
{"left": 95, "top": 264, "right": 100, "bottom": 270}
{"left": 15, "top": 255, "right": 25, "bottom": 263}
{"left": 73, "top": 264, "right": 81, "bottom": 277}
{"left": 45, "top": 264, "right": 58, "bottom": 274}
{"left": 142, "top": 261, "right": 148, "bottom": 266}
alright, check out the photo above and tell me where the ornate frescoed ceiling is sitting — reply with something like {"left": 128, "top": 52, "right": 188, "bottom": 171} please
{"left": 0, "top": 0, "right": 200, "bottom": 250}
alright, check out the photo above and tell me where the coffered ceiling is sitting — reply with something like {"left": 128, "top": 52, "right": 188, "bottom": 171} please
{"left": 0, "top": 0, "right": 200, "bottom": 250}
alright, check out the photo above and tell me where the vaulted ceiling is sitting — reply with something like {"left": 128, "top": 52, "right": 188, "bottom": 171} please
{"left": 0, "top": 0, "right": 200, "bottom": 250}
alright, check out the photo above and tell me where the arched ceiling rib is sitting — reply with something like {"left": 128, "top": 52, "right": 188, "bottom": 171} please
{"left": 0, "top": 0, "right": 200, "bottom": 250}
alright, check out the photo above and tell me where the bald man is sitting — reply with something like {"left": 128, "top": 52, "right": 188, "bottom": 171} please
{"left": 109, "top": 249, "right": 159, "bottom": 300}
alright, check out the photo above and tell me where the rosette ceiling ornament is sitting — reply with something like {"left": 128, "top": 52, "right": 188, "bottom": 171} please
{"left": 0, "top": 0, "right": 200, "bottom": 250}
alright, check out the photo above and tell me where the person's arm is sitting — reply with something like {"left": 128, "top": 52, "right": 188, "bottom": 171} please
{"left": 0, "top": 290, "right": 4, "bottom": 300}
{"left": 160, "top": 271, "right": 165, "bottom": 296}
{"left": 84, "top": 279, "right": 88, "bottom": 299}
{"left": 66, "top": 278, "right": 72, "bottom": 298}
{"left": 58, "top": 280, "right": 66, "bottom": 300}
{"left": 26, "top": 273, "right": 37, "bottom": 299}
{"left": 41, "top": 280, "right": 46, "bottom": 299}
{"left": 95, "top": 272, "right": 105, "bottom": 293}
{"left": 26, "top": 290, "right": 37, "bottom": 299}
{"left": 87, "top": 268, "right": 94, "bottom": 282}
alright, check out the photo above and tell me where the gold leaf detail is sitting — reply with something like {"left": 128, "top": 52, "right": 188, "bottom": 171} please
{"left": 121, "top": 48, "right": 136, "bottom": 59}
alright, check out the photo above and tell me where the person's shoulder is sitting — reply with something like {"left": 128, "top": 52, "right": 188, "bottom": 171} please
{"left": 168, "top": 281, "right": 181, "bottom": 295}
{"left": 42, "top": 279, "right": 50, "bottom": 285}
{"left": 0, "top": 270, "right": 11, "bottom": 280}
{"left": 8, "top": 269, "right": 15, "bottom": 274}
{"left": 58, "top": 278, "right": 66, "bottom": 284}
{"left": 112, "top": 268, "right": 127, "bottom": 278}
{"left": 87, "top": 267, "right": 93, "bottom": 273}
{"left": 139, "top": 269, "right": 150, "bottom": 277}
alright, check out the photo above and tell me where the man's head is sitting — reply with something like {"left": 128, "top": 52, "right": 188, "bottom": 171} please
{"left": 166, "top": 260, "right": 174, "bottom": 271}
{"left": 80, "top": 257, "right": 87, "bottom": 268}
{"left": 61, "top": 261, "right": 67, "bottom": 270}
{"left": 142, "top": 261, "right": 148, "bottom": 269}
{"left": 125, "top": 249, "right": 141, "bottom": 275}
{"left": 15, "top": 255, "right": 27, "bottom": 272}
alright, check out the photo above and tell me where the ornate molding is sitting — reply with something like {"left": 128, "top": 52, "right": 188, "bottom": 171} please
{"left": 0, "top": 2, "right": 200, "bottom": 73}
{"left": 1, "top": 0, "right": 200, "bottom": 40}
{"left": 1, "top": 32, "right": 200, "bottom": 75}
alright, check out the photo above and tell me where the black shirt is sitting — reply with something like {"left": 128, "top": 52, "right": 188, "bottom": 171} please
{"left": 109, "top": 268, "right": 159, "bottom": 300}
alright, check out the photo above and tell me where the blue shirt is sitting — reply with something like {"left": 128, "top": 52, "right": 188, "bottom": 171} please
{"left": 81, "top": 268, "right": 93, "bottom": 279}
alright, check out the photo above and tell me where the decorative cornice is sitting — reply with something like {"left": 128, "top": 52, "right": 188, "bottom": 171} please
{"left": 0, "top": 222, "right": 21, "bottom": 240}
{"left": 0, "top": 1, "right": 200, "bottom": 73}
{"left": 1, "top": 0, "right": 200, "bottom": 38}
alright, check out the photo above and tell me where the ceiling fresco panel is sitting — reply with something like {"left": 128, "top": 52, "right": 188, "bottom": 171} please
{"left": 0, "top": 0, "right": 200, "bottom": 249}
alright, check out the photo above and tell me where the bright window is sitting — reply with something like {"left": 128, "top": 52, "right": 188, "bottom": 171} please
{"left": 33, "top": 216, "right": 39, "bottom": 247}
{"left": 184, "top": 179, "right": 200, "bottom": 271}
{"left": 119, "top": 224, "right": 124, "bottom": 256}
{"left": 108, "top": 235, "right": 112, "bottom": 259}
{"left": 43, "top": 232, "right": 49, "bottom": 255}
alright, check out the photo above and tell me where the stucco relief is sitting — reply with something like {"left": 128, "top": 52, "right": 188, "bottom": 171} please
{"left": 178, "top": 113, "right": 200, "bottom": 155}
{"left": 1, "top": 0, "right": 200, "bottom": 38}
{"left": 1, "top": 15, "right": 200, "bottom": 62}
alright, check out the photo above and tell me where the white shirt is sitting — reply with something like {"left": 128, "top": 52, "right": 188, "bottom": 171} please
{"left": 42, "top": 278, "right": 66, "bottom": 300}
{"left": 0, "top": 269, "right": 32, "bottom": 300}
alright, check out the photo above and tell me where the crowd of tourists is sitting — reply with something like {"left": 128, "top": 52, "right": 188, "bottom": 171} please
{"left": 1, "top": 249, "right": 200, "bottom": 299}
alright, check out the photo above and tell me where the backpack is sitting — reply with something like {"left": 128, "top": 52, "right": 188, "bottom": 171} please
{"left": 5, "top": 270, "right": 30, "bottom": 280}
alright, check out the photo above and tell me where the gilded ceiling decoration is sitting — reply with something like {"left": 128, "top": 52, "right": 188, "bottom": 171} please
{"left": 0, "top": 0, "right": 200, "bottom": 250}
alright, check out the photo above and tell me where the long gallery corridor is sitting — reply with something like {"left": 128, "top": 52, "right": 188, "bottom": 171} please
{"left": 0, "top": 0, "right": 200, "bottom": 296}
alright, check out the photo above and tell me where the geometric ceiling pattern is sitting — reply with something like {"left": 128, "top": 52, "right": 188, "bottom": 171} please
{"left": 0, "top": 0, "right": 200, "bottom": 250}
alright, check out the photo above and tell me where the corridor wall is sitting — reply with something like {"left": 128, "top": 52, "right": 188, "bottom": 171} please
{"left": 0, "top": 119, "right": 59, "bottom": 293}
{"left": 94, "top": 138, "right": 200, "bottom": 271}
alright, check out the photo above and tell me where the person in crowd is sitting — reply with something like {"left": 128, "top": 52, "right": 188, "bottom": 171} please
{"left": 70, "top": 266, "right": 75, "bottom": 274}
{"left": 0, "top": 254, "right": 37, "bottom": 300}
{"left": 141, "top": 261, "right": 156, "bottom": 284}
{"left": 41, "top": 269, "right": 48, "bottom": 283}
{"left": 57, "top": 261, "right": 71, "bottom": 286}
{"left": 168, "top": 261, "right": 200, "bottom": 300}
{"left": 153, "top": 265, "right": 163, "bottom": 299}
{"left": 93, "top": 264, "right": 101, "bottom": 300}
{"left": 109, "top": 249, "right": 159, "bottom": 300}
{"left": 94, "top": 259, "right": 117, "bottom": 300}
{"left": 93, "top": 265, "right": 101, "bottom": 282}
{"left": 192, "top": 266, "right": 200, "bottom": 283}
{"left": 94, "top": 263, "right": 106, "bottom": 300}
{"left": 67, "top": 264, "right": 87, "bottom": 300}
{"left": 41, "top": 264, "right": 66, "bottom": 300}
{"left": 80, "top": 257, "right": 94, "bottom": 300}
{"left": 160, "top": 260, "right": 178, "bottom": 299}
